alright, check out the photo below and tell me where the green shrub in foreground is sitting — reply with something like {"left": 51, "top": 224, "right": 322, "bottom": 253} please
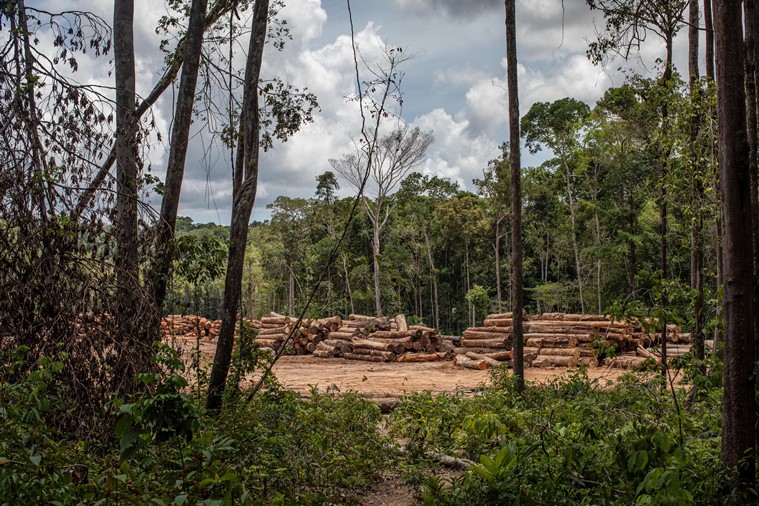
{"left": 389, "top": 368, "right": 735, "bottom": 505}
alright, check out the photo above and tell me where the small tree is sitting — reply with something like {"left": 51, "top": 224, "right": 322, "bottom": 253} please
{"left": 331, "top": 125, "right": 433, "bottom": 316}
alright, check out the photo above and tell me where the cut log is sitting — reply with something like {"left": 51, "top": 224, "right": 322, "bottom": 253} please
{"left": 464, "top": 352, "right": 503, "bottom": 367}
{"left": 479, "top": 350, "right": 513, "bottom": 361}
{"left": 461, "top": 338, "right": 511, "bottom": 348}
{"left": 343, "top": 351, "right": 393, "bottom": 362}
{"left": 525, "top": 335, "right": 578, "bottom": 348}
{"left": 463, "top": 330, "right": 514, "bottom": 340}
{"left": 261, "top": 316, "right": 290, "bottom": 325}
{"left": 465, "top": 326, "right": 513, "bottom": 333}
{"left": 327, "top": 331, "right": 358, "bottom": 341}
{"left": 539, "top": 347, "right": 581, "bottom": 358}
{"left": 254, "top": 338, "right": 281, "bottom": 349}
{"left": 532, "top": 354, "right": 578, "bottom": 368}
{"left": 608, "top": 356, "right": 652, "bottom": 369}
{"left": 486, "top": 312, "right": 514, "bottom": 319}
{"left": 483, "top": 318, "right": 513, "bottom": 327}
{"left": 396, "top": 352, "right": 448, "bottom": 363}
{"left": 453, "top": 355, "right": 489, "bottom": 370}
{"left": 369, "top": 330, "right": 421, "bottom": 339}
{"left": 395, "top": 314, "right": 409, "bottom": 331}
{"left": 536, "top": 313, "right": 610, "bottom": 322}
{"left": 439, "top": 335, "right": 462, "bottom": 346}
{"left": 636, "top": 346, "right": 657, "bottom": 360}
{"left": 409, "top": 325, "right": 436, "bottom": 333}
{"left": 352, "top": 338, "right": 405, "bottom": 354}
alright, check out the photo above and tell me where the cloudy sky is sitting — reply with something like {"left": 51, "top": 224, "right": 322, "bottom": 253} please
{"left": 33, "top": 0, "right": 698, "bottom": 224}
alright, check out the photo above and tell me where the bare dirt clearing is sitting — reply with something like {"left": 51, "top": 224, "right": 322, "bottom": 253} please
{"left": 269, "top": 355, "right": 625, "bottom": 397}
{"left": 172, "top": 336, "right": 625, "bottom": 398}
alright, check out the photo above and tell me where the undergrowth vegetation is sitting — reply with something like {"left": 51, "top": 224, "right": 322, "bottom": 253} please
{"left": 0, "top": 348, "right": 748, "bottom": 505}
{"left": 388, "top": 365, "right": 738, "bottom": 505}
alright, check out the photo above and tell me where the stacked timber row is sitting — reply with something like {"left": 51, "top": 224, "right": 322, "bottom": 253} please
{"left": 255, "top": 313, "right": 295, "bottom": 352}
{"left": 523, "top": 313, "right": 629, "bottom": 368}
{"left": 523, "top": 313, "right": 657, "bottom": 369}
{"left": 454, "top": 312, "right": 515, "bottom": 370}
{"left": 632, "top": 320, "right": 685, "bottom": 346}
{"left": 162, "top": 315, "right": 261, "bottom": 341}
{"left": 314, "top": 314, "right": 450, "bottom": 363}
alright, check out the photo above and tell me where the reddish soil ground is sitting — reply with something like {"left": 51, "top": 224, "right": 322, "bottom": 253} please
{"left": 172, "top": 335, "right": 625, "bottom": 399}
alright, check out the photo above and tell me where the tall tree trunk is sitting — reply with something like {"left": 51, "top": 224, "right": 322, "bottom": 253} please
{"left": 688, "top": 0, "right": 706, "bottom": 376}
{"left": 505, "top": 0, "right": 524, "bottom": 392}
{"left": 341, "top": 252, "right": 355, "bottom": 315}
{"left": 113, "top": 0, "right": 140, "bottom": 341}
{"left": 743, "top": 0, "right": 759, "bottom": 462}
{"left": 594, "top": 212, "right": 602, "bottom": 314}
{"left": 151, "top": 0, "right": 209, "bottom": 316}
{"left": 423, "top": 225, "right": 440, "bottom": 330}
{"left": 714, "top": 0, "right": 757, "bottom": 482}
{"left": 372, "top": 221, "right": 382, "bottom": 316}
{"left": 658, "top": 33, "right": 675, "bottom": 377}
{"left": 563, "top": 152, "right": 585, "bottom": 313}
{"left": 704, "top": 0, "right": 715, "bottom": 81}
{"left": 495, "top": 217, "right": 503, "bottom": 310}
{"left": 206, "top": 0, "right": 269, "bottom": 412}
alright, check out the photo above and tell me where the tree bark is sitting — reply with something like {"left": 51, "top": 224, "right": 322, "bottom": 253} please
{"left": 743, "top": 0, "right": 759, "bottom": 463}
{"left": 505, "top": 0, "right": 524, "bottom": 392}
{"left": 688, "top": 0, "right": 706, "bottom": 375}
{"left": 113, "top": 0, "right": 139, "bottom": 340}
{"left": 206, "top": 0, "right": 269, "bottom": 412}
{"left": 372, "top": 216, "right": 382, "bottom": 316}
{"left": 151, "top": 0, "right": 209, "bottom": 316}
{"left": 714, "top": 0, "right": 757, "bottom": 482}
{"left": 423, "top": 225, "right": 440, "bottom": 330}
{"left": 704, "top": 0, "right": 715, "bottom": 81}
{"left": 563, "top": 149, "right": 585, "bottom": 313}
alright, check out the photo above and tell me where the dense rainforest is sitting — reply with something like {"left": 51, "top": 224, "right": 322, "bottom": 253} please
{"left": 1, "top": 0, "right": 759, "bottom": 503}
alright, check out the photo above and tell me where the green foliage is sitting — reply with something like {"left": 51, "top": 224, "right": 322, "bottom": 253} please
{"left": 390, "top": 370, "right": 731, "bottom": 505}
{"left": 590, "top": 334, "right": 618, "bottom": 360}
{"left": 0, "top": 348, "right": 391, "bottom": 505}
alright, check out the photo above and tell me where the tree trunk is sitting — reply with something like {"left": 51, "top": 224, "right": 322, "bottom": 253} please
{"left": 689, "top": 0, "right": 706, "bottom": 375}
{"left": 505, "top": 0, "right": 524, "bottom": 392}
{"left": 113, "top": 0, "right": 140, "bottom": 342}
{"left": 372, "top": 217, "right": 382, "bottom": 316}
{"left": 495, "top": 217, "right": 503, "bottom": 310}
{"left": 341, "top": 252, "right": 355, "bottom": 315}
{"left": 593, "top": 213, "right": 602, "bottom": 314}
{"left": 704, "top": 0, "right": 715, "bottom": 81}
{"left": 151, "top": 0, "right": 209, "bottom": 315}
{"left": 206, "top": 0, "right": 269, "bottom": 412}
{"left": 658, "top": 33, "right": 675, "bottom": 378}
{"left": 563, "top": 151, "right": 585, "bottom": 313}
{"left": 743, "top": 0, "right": 759, "bottom": 462}
{"left": 423, "top": 225, "right": 440, "bottom": 330}
{"left": 714, "top": 0, "right": 757, "bottom": 482}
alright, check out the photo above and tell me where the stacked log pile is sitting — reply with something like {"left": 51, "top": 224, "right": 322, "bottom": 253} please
{"left": 632, "top": 320, "right": 685, "bottom": 345}
{"left": 162, "top": 315, "right": 261, "bottom": 341}
{"left": 314, "top": 314, "right": 450, "bottom": 363}
{"left": 455, "top": 313, "right": 515, "bottom": 369}
{"left": 457, "top": 312, "right": 663, "bottom": 370}
{"left": 288, "top": 315, "right": 342, "bottom": 355}
{"left": 522, "top": 313, "right": 630, "bottom": 368}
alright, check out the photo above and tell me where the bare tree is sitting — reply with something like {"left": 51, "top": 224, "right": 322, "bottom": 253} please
{"left": 505, "top": 0, "right": 524, "bottom": 392}
{"left": 331, "top": 125, "right": 433, "bottom": 316}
